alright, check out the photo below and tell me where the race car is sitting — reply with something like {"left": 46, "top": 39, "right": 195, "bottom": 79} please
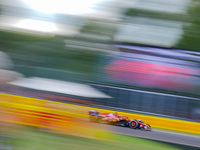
{"left": 89, "top": 110, "right": 151, "bottom": 130}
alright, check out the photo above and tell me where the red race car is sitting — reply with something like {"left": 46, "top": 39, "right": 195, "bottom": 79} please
{"left": 89, "top": 110, "right": 151, "bottom": 130}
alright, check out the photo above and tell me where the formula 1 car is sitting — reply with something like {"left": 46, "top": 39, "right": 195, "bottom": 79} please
{"left": 89, "top": 110, "right": 151, "bottom": 130}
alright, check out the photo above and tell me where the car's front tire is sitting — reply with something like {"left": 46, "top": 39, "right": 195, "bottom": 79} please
{"left": 129, "top": 120, "right": 138, "bottom": 129}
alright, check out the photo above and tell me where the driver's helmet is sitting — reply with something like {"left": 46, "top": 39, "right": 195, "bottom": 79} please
{"left": 138, "top": 119, "right": 143, "bottom": 123}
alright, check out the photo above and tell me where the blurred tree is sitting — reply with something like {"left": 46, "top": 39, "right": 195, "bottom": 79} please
{"left": 80, "top": 19, "right": 117, "bottom": 42}
{"left": 0, "top": 30, "right": 96, "bottom": 73}
{"left": 176, "top": 0, "right": 200, "bottom": 51}
{"left": 124, "top": 9, "right": 186, "bottom": 22}
{"left": 0, "top": 30, "right": 54, "bottom": 52}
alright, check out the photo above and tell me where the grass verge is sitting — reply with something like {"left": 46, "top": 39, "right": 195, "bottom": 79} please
{"left": 1, "top": 125, "right": 198, "bottom": 150}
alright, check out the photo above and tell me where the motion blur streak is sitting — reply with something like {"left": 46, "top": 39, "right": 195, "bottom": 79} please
{"left": 1, "top": 93, "right": 200, "bottom": 134}
{"left": 106, "top": 59, "right": 196, "bottom": 90}
{"left": 21, "top": 0, "right": 102, "bottom": 15}
{"left": 1, "top": 0, "right": 200, "bottom": 150}
{"left": 0, "top": 93, "right": 111, "bottom": 140}
{"left": 0, "top": 52, "right": 23, "bottom": 87}
{"left": 15, "top": 19, "right": 57, "bottom": 33}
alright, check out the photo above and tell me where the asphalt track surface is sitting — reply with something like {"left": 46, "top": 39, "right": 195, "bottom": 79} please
{"left": 93, "top": 123, "right": 200, "bottom": 148}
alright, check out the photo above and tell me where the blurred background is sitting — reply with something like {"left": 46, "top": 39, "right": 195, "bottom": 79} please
{"left": 0, "top": 0, "right": 200, "bottom": 149}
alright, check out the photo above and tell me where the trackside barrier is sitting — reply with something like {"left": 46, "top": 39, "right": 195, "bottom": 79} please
{"left": 0, "top": 93, "right": 111, "bottom": 141}
{"left": 0, "top": 93, "right": 200, "bottom": 134}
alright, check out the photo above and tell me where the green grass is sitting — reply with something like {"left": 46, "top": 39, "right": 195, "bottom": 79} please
{"left": 2, "top": 125, "right": 198, "bottom": 150}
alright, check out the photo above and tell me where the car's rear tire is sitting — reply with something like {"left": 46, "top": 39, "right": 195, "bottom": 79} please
{"left": 129, "top": 120, "right": 138, "bottom": 129}
{"left": 89, "top": 115, "right": 97, "bottom": 122}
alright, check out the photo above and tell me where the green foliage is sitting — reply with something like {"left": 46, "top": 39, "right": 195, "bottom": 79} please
{"left": 80, "top": 20, "right": 117, "bottom": 37}
{"left": 124, "top": 8, "right": 187, "bottom": 22}
{"left": 0, "top": 30, "right": 97, "bottom": 73}
{"left": 0, "top": 30, "right": 49, "bottom": 41}
{"left": 175, "top": 0, "right": 200, "bottom": 51}
{"left": 0, "top": 30, "right": 55, "bottom": 53}
{"left": 10, "top": 126, "right": 199, "bottom": 150}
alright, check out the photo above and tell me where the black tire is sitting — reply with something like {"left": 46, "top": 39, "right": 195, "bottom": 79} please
{"left": 89, "top": 115, "right": 98, "bottom": 122}
{"left": 129, "top": 120, "right": 138, "bottom": 129}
